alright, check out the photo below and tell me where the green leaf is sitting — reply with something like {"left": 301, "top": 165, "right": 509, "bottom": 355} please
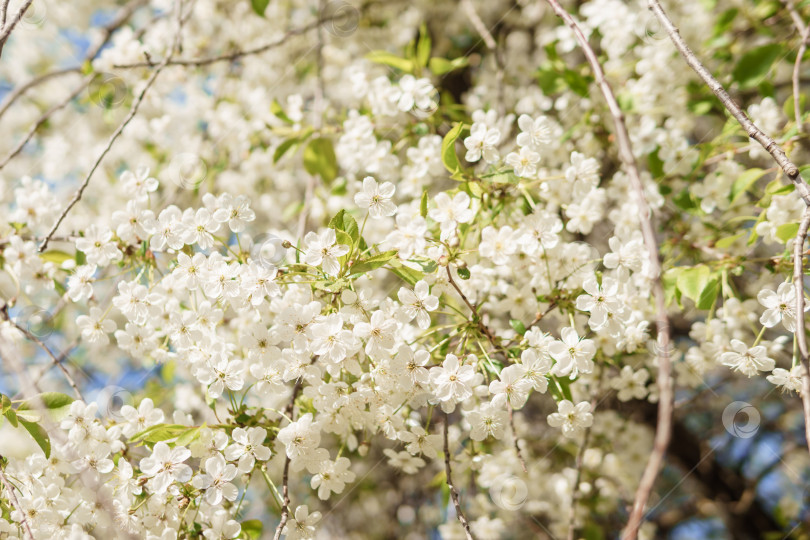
{"left": 270, "top": 99, "right": 293, "bottom": 124}
{"left": 20, "top": 420, "right": 50, "bottom": 458}
{"left": 29, "top": 392, "right": 74, "bottom": 410}
{"left": 457, "top": 267, "right": 471, "bottom": 280}
{"left": 328, "top": 210, "right": 360, "bottom": 243}
{"left": 365, "top": 51, "right": 414, "bottom": 72}
{"left": 696, "top": 277, "right": 720, "bottom": 310}
{"left": 733, "top": 43, "right": 783, "bottom": 89}
{"left": 441, "top": 122, "right": 465, "bottom": 176}
{"left": 273, "top": 138, "right": 300, "bottom": 163}
{"left": 510, "top": 319, "right": 526, "bottom": 335}
{"left": 715, "top": 232, "right": 746, "bottom": 249}
{"left": 0, "top": 394, "right": 11, "bottom": 414}
{"left": 730, "top": 168, "right": 765, "bottom": 203}
{"left": 175, "top": 425, "right": 204, "bottom": 447}
{"left": 4, "top": 408, "right": 17, "bottom": 428}
{"left": 677, "top": 265, "right": 711, "bottom": 303}
{"left": 388, "top": 260, "right": 424, "bottom": 286}
{"left": 303, "top": 138, "right": 338, "bottom": 185}
{"left": 250, "top": 0, "right": 270, "bottom": 16}
{"left": 39, "top": 250, "right": 73, "bottom": 265}
{"left": 130, "top": 424, "right": 189, "bottom": 444}
{"left": 350, "top": 250, "right": 398, "bottom": 276}
{"left": 416, "top": 23, "right": 431, "bottom": 68}
{"left": 428, "top": 56, "right": 469, "bottom": 75}
{"left": 241, "top": 520, "right": 263, "bottom": 540}
{"left": 776, "top": 222, "right": 800, "bottom": 243}
{"left": 420, "top": 189, "right": 428, "bottom": 218}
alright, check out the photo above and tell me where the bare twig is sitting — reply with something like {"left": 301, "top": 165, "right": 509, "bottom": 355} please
{"left": 460, "top": 0, "right": 505, "bottom": 116}
{"left": 541, "top": 2, "right": 673, "bottom": 539}
{"left": 112, "top": 0, "right": 384, "bottom": 70}
{"left": 0, "top": 0, "right": 145, "bottom": 123}
{"left": 507, "top": 405, "right": 527, "bottom": 473}
{"left": 793, "top": 208, "right": 810, "bottom": 453}
{"left": 38, "top": 0, "right": 189, "bottom": 253}
{"left": 783, "top": 0, "right": 810, "bottom": 131}
{"left": 444, "top": 413, "right": 475, "bottom": 540}
{"left": 6, "top": 318, "right": 84, "bottom": 401}
{"left": 0, "top": 67, "right": 79, "bottom": 120}
{"left": 647, "top": 0, "right": 810, "bottom": 204}
{"left": 445, "top": 266, "right": 502, "bottom": 352}
{"left": 0, "top": 0, "right": 10, "bottom": 27}
{"left": 0, "top": 75, "right": 93, "bottom": 172}
{"left": 0, "top": 0, "right": 33, "bottom": 57}
{"left": 272, "top": 375, "right": 307, "bottom": 540}
{"left": 0, "top": 460, "right": 34, "bottom": 540}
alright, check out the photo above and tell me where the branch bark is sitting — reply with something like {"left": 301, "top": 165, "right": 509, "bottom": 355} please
{"left": 541, "top": 2, "right": 673, "bottom": 539}
{"left": 647, "top": 0, "right": 810, "bottom": 204}
{"left": 444, "top": 413, "right": 475, "bottom": 540}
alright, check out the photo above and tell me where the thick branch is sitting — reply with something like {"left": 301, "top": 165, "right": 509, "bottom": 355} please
{"left": 541, "top": 2, "right": 673, "bottom": 539}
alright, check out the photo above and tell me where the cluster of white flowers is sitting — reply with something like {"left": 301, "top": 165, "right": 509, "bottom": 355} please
{"left": 0, "top": 0, "right": 808, "bottom": 538}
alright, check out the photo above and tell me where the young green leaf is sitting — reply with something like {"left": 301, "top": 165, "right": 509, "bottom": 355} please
{"left": 303, "top": 138, "right": 338, "bottom": 184}
{"left": 20, "top": 420, "right": 50, "bottom": 458}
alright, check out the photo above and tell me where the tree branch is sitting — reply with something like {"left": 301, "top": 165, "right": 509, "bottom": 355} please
{"left": 0, "top": 459, "right": 34, "bottom": 540}
{"left": 0, "top": 0, "right": 33, "bottom": 58}
{"left": 0, "top": 75, "right": 93, "bottom": 172}
{"left": 783, "top": 0, "right": 810, "bottom": 132}
{"left": 541, "top": 3, "right": 673, "bottom": 539}
{"left": 38, "top": 0, "right": 189, "bottom": 253}
{"left": 647, "top": 0, "right": 810, "bottom": 204}
{"left": 444, "top": 413, "right": 475, "bottom": 540}
{"left": 793, "top": 207, "right": 810, "bottom": 454}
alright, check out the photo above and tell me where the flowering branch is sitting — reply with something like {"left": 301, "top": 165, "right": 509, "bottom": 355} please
{"left": 541, "top": 2, "right": 673, "bottom": 538}
{"left": 648, "top": 0, "right": 810, "bottom": 458}
{"left": 646, "top": 0, "right": 810, "bottom": 204}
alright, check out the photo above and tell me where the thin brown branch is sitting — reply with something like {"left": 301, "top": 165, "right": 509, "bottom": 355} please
{"left": 112, "top": 0, "right": 385, "bottom": 70}
{"left": 444, "top": 413, "right": 475, "bottom": 540}
{"left": 647, "top": 0, "right": 810, "bottom": 204}
{"left": 0, "top": 75, "right": 93, "bottom": 171}
{"left": 0, "top": 0, "right": 33, "bottom": 57}
{"left": 38, "top": 0, "right": 189, "bottom": 253}
{"left": 784, "top": 0, "right": 810, "bottom": 132}
{"left": 0, "top": 459, "right": 34, "bottom": 540}
{"left": 793, "top": 207, "right": 810, "bottom": 454}
{"left": 445, "top": 265, "right": 503, "bottom": 353}
{"left": 272, "top": 374, "right": 307, "bottom": 540}
{"left": 0, "top": 67, "right": 79, "bottom": 120}
{"left": 542, "top": 2, "right": 673, "bottom": 539}
{"left": 507, "top": 405, "right": 527, "bottom": 473}
{"left": 0, "top": 0, "right": 146, "bottom": 123}
{"left": 0, "top": 310, "right": 83, "bottom": 401}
